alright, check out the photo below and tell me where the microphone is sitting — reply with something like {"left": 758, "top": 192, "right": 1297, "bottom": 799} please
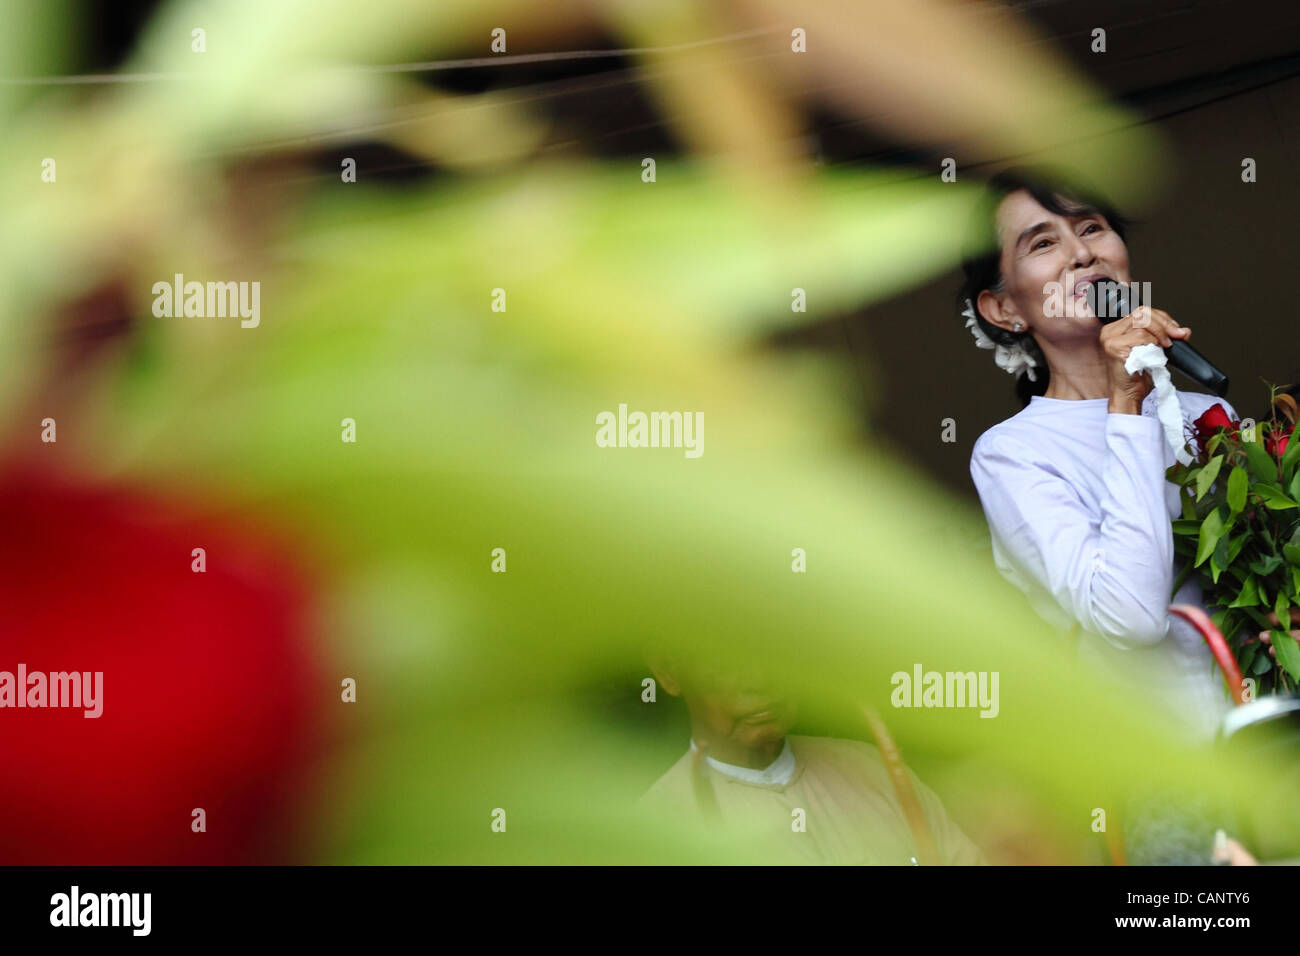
{"left": 1087, "top": 280, "right": 1230, "bottom": 397}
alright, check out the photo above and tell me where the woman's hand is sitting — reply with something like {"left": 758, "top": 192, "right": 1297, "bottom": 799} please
{"left": 1100, "top": 307, "right": 1193, "bottom": 414}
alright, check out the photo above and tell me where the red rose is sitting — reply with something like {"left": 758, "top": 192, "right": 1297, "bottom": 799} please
{"left": 0, "top": 466, "right": 328, "bottom": 864}
{"left": 1192, "top": 403, "right": 1239, "bottom": 457}
{"left": 1194, "top": 403, "right": 1236, "bottom": 439}
{"left": 1266, "top": 426, "right": 1293, "bottom": 459}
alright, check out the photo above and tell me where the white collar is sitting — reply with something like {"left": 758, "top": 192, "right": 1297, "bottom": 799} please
{"left": 689, "top": 738, "right": 796, "bottom": 787}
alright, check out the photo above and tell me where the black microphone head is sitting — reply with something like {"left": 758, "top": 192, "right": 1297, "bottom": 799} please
{"left": 1086, "top": 279, "right": 1129, "bottom": 323}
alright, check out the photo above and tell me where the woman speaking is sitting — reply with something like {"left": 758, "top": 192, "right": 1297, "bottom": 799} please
{"left": 962, "top": 168, "right": 1237, "bottom": 743}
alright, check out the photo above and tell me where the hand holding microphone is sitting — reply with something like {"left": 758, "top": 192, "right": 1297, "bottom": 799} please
{"left": 1093, "top": 297, "right": 1191, "bottom": 413}
{"left": 1087, "top": 281, "right": 1231, "bottom": 405}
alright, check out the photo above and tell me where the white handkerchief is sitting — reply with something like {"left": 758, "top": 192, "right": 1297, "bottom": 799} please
{"left": 1125, "top": 343, "right": 1192, "bottom": 466}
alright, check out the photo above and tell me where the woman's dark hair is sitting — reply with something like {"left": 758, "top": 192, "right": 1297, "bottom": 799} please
{"left": 958, "top": 166, "right": 1132, "bottom": 406}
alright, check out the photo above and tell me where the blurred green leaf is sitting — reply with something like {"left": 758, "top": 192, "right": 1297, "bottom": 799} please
{"left": 1196, "top": 455, "right": 1223, "bottom": 502}
{"left": 1272, "top": 630, "right": 1300, "bottom": 683}
{"left": 1226, "top": 465, "right": 1248, "bottom": 514}
{"left": 1245, "top": 439, "right": 1278, "bottom": 482}
{"left": 1195, "top": 507, "right": 1227, "bottom": 567}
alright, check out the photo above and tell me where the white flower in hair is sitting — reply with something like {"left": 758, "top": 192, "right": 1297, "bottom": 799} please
{"left": 962, "top": 298, "right": 1038, "bottom": 382}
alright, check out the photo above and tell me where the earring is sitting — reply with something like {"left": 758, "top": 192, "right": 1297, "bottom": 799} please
{"left": 1012, "top": 321, "right": 1024, "bottom": 332}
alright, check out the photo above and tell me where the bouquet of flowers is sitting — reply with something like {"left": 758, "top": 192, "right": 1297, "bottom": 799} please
{"left": 1167, "top": 388, "right": 1300, "bottom": 695}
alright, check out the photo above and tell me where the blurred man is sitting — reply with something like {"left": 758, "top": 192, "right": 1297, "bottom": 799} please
{"left": 640, "top": 650, "right": 985, "bottom": 865}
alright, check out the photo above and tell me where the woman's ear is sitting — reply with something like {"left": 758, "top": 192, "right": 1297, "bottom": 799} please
{"left": 977, "top": 289, "right": 1026, "bottom": 335}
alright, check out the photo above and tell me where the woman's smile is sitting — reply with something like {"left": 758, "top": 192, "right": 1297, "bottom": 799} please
{"left": 1070, "top": 272, "right": 1112, "bottom": 299}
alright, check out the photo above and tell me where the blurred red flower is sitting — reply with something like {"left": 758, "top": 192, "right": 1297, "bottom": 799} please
{"left": 1265, "top": 425, "right": 1293, "bottom": 459}
{"left": 0, "top": 467, "right": 327, "bottom": 864}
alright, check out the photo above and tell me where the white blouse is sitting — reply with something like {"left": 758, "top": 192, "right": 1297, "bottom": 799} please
{"left": 970, "top": 387, "right": 1239, "bottom": 742}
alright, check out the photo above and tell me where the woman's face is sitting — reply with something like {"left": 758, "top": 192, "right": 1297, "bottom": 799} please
{"left": 978, "top": 189, "right": 1131, "bottom": 347}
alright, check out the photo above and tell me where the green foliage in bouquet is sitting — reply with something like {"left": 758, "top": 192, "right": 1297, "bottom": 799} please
{"left": 1168, "top": 391, "right": 1300, "bottom": 694}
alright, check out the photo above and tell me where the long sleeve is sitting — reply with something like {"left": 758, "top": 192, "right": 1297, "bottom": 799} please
{"left": 971, "top": 413, "right": 1175, "bottom": 648}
